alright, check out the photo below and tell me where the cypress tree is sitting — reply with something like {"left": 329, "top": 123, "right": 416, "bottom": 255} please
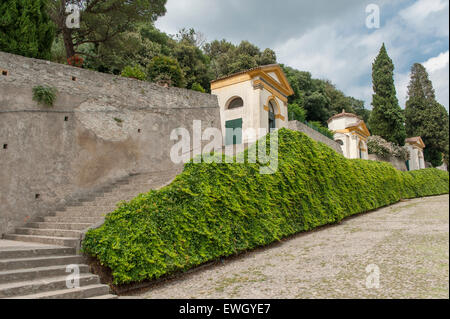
{"left": 405, "top": 63, "right": 449, "bottom": 167}
{"left": 368, "top": 43, "right": 406, "bottom": 145}
{"left": 0, "top": 0, "right": 55, "bottom": 59}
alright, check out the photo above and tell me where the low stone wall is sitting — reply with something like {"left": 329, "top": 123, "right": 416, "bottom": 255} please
{"left": 368, "top": 154, "right": 408, "bottom": 171}
{"left": 287, "top": 121, "right": 343, "bottom": 155}
{"left": 0, "top": 51, "right": 221, "bottom": 236}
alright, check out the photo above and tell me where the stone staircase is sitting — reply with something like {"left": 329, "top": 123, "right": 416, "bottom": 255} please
{"left": 0, "top": 169, "right": 179, "bottom": 299}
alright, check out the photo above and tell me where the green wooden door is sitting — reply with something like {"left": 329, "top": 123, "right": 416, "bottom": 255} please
{"left": 225, "top": 118, "right": 242, "bottom": 145}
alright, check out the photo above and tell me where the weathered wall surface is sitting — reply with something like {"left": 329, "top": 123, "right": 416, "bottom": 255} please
{"left": 0, "top": 51, "right": 221, "bottom": 236}
{"left": 368, "top": 154, "right": 408, "bottom": 171}
{"left": 288, "top": 121, "right": 343, "bottom": 155}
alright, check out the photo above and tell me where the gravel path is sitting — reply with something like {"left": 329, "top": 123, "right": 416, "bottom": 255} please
{"left": 141, "top": 195, "right": 449, "bottom": 299}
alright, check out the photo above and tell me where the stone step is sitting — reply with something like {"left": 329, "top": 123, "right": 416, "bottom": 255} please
{"left": 53, "top": 209, "right": 112, "bottom": 218}
{"left": 26, "top": 222, "right": 91, "bottom": 231}
{"left": 59, "top": 206, "right": 116, "bottom": 214}
{"left": 0, "top": 273, "right": 99, "bottom": 298}
{"left": 0, "top": 264, "right": 90, "bottom": 284}
{"left": 0, "top": 255, "right": 84, "bottom": 271}
{"left": 5, "top": 284, "right": 111, "bottom": 299}
{"left": 42, "top": 216, "right": 100, "bottom": 224}
{"left": 3, "top": 234, "right": 80, "bottom": 248}
{"left": 15, "top": 228, "right": 82, "bottom": 239}
{"left": 80, "top": 200, "right": 128, "bottom": 207}
{"left": 0, "top": 247, "right": 75, "bottom": 260}
{"left": 87, "top": 294, "right": 118, "bottom": 299}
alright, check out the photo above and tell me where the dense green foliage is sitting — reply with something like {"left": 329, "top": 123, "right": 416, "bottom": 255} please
{"left": 405, "top": 63, "right": 449, "bottom": 167}
{"left": 282, "top": 65, "right": 370, "bottom": 127}
{"left": 0, "top": 0, "right": 55, "bottom": 59}
{"left": 369, "top": 44, "right": 406, "bottom": 145}
{"left": 32, "top": 85, "right": 57, "bottom": 107}
{"left": 83, "top": 129, "right": 449, "bottom": 285}
{"left": 121, "top": 65, "right": 147, "bottom": 81}
{"left": 147, "top": 56, "right": 186, "bottom": 87}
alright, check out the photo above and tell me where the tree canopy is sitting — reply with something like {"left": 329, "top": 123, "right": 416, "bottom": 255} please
{"left": 47, "top": 0, "right": 167, "bottom": 60}
{"left": 405, "top": 63, "right": 449, "bottom": 167}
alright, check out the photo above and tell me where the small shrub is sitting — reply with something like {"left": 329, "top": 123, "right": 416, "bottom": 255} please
{"left": 32, "top": 85, "right": 57, "bottom": 107}
{"left": 391, "top": 144, "right": 410, "bottom": 161}
{"left": 120, "top": 65, "right": 146, "bottom": 81}
{"left": 147, "top": 56, "right": 186, "bottom": 88}
{"left": 368, "top": 135, "right": 410, "bottom": 160}
{"left": 191, "top": 82, "right": 205, "bottom": 93}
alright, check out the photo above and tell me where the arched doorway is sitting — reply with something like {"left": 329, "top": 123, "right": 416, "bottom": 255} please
{"left": 268, "top": 100, "right": 276, "bottom": 131}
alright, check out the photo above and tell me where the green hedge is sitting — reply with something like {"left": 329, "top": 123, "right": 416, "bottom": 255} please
{"left": 82, "top": 129, "right": 449, "bottom": 285}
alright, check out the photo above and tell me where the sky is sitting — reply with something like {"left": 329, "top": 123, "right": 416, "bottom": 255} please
{"left": 155, "top": 0, "right": 449, "bottom": 111}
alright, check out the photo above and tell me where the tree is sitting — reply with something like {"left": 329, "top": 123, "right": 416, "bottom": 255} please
{"left": 405, "top": 63, "right": 449, "bottom": 166}
{"left": 288, "top": 103, "right": 306, "bottom": 122}
{"left": 368, "top": 44, "right": 406, "bottom": 145}
{"left": 172, "top": 30, "right": 212, "bottom": 91}
{"left": 0, "top": 0, "right": 55, "bottom": 59}
{"left": 204, "top": 39, "right": 276, "bottom": 79}
{"left": 147, "top": 55, "right": 185, "bottom": 88}
{"left": 47, "top": 0, "right": 167, "bottom": 60}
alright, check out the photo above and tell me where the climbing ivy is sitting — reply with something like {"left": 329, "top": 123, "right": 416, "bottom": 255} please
{"left": 82, "top": 129, "right": 449, "bottom": 285}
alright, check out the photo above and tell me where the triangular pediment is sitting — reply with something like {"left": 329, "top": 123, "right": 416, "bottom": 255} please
{"left": 250, "top": 65, "right": 294, "bottom": 97}
{"left": 211, "top": 64, "right": 294, "bottom": 97}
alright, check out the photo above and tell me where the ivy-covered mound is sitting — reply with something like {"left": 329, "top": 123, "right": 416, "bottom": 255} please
{"left": 83, "top": 129, "right": 449, "bottom": 285}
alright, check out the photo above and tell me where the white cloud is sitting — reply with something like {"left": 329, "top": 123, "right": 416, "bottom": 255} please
{"left": 423, "top": 51, "right": 449, "bottom": 72}
{"left": 399, "top": 0, "right": 449, "bottom": 37}
{"left": 156, "top": 0, "right": 449, "bottom": 111}
{"left": 424, "top": 51, "right": 449, "bottom": 109}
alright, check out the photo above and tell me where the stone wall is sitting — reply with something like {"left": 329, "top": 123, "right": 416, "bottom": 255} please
{"left": 368, "top": 154, "right": 408, "bottom": 171}
{"left": 287, "top": 120, "right": 343, "bottom": 155}
{"left": 0, "top": 51, "right": 221, "bottom": 236}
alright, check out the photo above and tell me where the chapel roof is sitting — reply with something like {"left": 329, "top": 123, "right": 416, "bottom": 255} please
{"left": 327, "top": 110, "right": 362, "bottom": 124}
{"left": 405, "top": 136, "right": 426, "bottom": 148}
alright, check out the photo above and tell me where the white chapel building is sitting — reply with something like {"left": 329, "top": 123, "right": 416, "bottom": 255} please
{"left": 327, "top": 110, "right": 371, "bottom": 159}
{"left": 211, "top": 64, "right": 294, "bottom": 145}
{"left": 405, "top": 136, "right": 426, "bottom": 170}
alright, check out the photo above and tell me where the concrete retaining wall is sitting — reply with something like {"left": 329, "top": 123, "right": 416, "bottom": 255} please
{"left": 0, "top": 52, "right": 221, "bottom": 236}
{"left": 287, "top": 120, "right": 343, "bottom": 155}
{"left": 368, "top": 154, "right": 408, "bottom": 171}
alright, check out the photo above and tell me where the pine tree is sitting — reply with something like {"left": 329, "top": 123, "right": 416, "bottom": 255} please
{"left": 0, "top": 0, "right": 55, "bottom": 59}
{"left": 368, "top": 44, "right": 406, "bottom": 145}
{"left": 405, "top": 63, "right": 449, "bottom": 167}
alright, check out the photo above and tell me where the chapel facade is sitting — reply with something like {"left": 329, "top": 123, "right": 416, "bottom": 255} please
{"left": 327, "top": 110, "right": 371, "bottom": 159}
{"left": 211, "top": 64, "right": 294, "bottom": 145}
{"left": 405, "top": 136, "right": 426, "bottom": 171}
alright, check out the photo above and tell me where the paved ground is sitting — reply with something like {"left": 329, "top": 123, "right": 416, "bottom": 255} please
{"left": 141, "top": 195, "right": 449, "bottom": 299}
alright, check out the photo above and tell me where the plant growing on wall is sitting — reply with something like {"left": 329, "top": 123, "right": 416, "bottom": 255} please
{"left": 83, "top": 129, "right": 448, "bottom": 285}
{"left": 121, "top": 65, "right": 147, "bottom": 81}
{"left": 32, "top": 85, "right": 57, "bottom": 107}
